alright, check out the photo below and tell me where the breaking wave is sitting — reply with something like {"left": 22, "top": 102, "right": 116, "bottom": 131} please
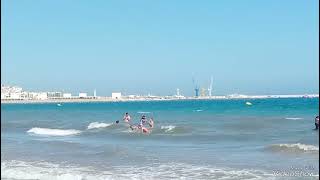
{"left": 268, "top": 143, "right": 319, "bottom": 153}
{"left": 1, "top": 160, "right": 275, "bottom": 180}
{"left": 193, "top": 109, "right": 204, "bottom": 112}
{"left": 27, "top": 127, "right": 81, "bottom": 136}
{"left": 285, "top": 117, "right": 303, "bottom": 120}
{"left": 87, "top": 122, "right": 113, "bottom": 130}
{"left": 137, "top": 111, "right": 151, "bottom": 114}
{"left": 160, "top": 125, "right": 176, "bottom": 133}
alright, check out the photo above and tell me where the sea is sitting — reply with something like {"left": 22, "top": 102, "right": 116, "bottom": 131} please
{"left": 1, "top": 98, "right": 319, "bottom": 180}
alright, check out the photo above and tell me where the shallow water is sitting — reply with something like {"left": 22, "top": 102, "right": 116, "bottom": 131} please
{"left": 1, "top": 98, "right": 319, "bottom": 179}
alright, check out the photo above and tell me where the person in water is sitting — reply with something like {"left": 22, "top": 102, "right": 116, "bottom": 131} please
{"left": 123, "top": 112, "right": 131, "bottom": 123}
{"left": 128, "top": 115, "right": 144, "bottom": 131}
{"left": 315, "top": 116, "right": 319, "bottom": 130}
{"left": 135, "top": 115, "right": 150, "bottom": 133}
{"left": 140, "top": 115, "right": 147, "bottom": 126}
{"left": 148, "top": 117, "right": 154, "bottom": 129}
{"left": 129, "top": 115, "right": 153, "bottom": 134}
{"left": 141, "top": 126, "right": 150, "bottom": 133}
{"left": 130, "top": 123, "right": 149, "bottom": 133}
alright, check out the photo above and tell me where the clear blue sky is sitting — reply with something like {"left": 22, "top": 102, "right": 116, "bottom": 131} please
{"left": 1, "top": 0, "right": 319, "bottom": 96}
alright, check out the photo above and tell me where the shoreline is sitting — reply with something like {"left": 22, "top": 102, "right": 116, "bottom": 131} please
{"left": 1, "top": 95, "right": 319, "bottom": 104}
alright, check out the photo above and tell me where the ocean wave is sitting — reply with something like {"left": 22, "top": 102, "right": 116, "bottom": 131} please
{"left": 137, "top": 111, "right": 151, "bottom": 114}
{"left": 87, "top": 122, "right": 113, "bottom": 130}
{"left": 121, "top": 129, "right": 136, "bottom": 133}
{"left": 193, "top": 109, "right": 204, "bottom": 112}
{"left": 268, "top": 143, "right": 319, "bottom": 153}
{"left": 1, "top": 160, "right": 104, "bottom": 180}
{"left": 27, "top": 127, "right": 81, "bottom": 136}
{"left": 285, "top": 117, "right": 303, "bottom": 120}
{"left": 245, "top": 102, "right": 252, "bottom": 106}
{"left": 1, "top": 160, "right": 276, "bottom": 180}
{"left": 160, "top": 125, "right": 176, "bottom": 133}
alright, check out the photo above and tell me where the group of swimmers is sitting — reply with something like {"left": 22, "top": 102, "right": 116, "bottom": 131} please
{"left": 116, "top": 113, "right": 319, "bottom": 133}
{"left": 117, "top": 112, "right": 154, "bottom": 133}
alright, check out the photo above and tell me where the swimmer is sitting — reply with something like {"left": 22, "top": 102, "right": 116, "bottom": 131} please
{"left": 123, "top": 112, "right": 131, "bottom": 123}
{"left": 128, "top": 115, "right": 151, "bottom": 134}
{"left": 148, "top": 118, "right": 154, "bottom": 128}
{"left": 130, "top": 124, "right": 149, "bottom": 134}
{"left": 130, "top": 124, "right": 137, "bottom": 130}
{"left": 315, "top": 116, "right": 319, "bottom": 130}
{"left": 130, "top": 124, "right": 150, "bottom": 134}
{"left": 141, "top": 126, "right": 150, "bottom": 134}
{"left": 140, "top": 115, "right": 147, "bottom": 126}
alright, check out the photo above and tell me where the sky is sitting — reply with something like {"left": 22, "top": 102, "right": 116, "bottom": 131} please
{"left": 1, "top": 0, "right": 319, "bottom": 96}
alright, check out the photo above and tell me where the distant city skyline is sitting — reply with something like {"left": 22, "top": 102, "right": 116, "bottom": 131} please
{"left": 1, "top": 0, "right": 319, "bottom": 96}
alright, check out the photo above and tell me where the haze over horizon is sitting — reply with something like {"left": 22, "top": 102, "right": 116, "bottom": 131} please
{"left": 1, "top": 0, "right": 319, "bottom": 96}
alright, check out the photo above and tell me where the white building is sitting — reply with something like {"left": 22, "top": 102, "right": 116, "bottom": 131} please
{"left": 9, "top": 93, "right": 22, "bottom": 99}
{"left": 1, "top": 85, "right": 30, "bottom": 100}
{"left": 28, "top": 92, "right": 37, "bottom": 99}
{"left": 63, "top": 93, "right": 72, "bottom": 98}
{"left": 79, "top": 93, "right": 87, "bottom": 98}
{"left": 28, "top": 92, "right": 48, "bottom": 100}
{"left": 1, "top": 93, "right": 10, "bottom": 100}
{"left": 20, "top": 92, "right": 29, "bottom": 99}
{"left": 47, "top": 92, "right": 63, "bottom": 98}
{"left": 112, "top": 92, "right": 122, "bottom": 99}
{"left": 37, "top": 92, "right": 48, "bottom": 100}
{"left": 1, "top": 93, "right": 6, "bottom": 99}
{"left": 174, "top": 88, "right": 185, "bottom": 98}
{"left": 1, "top": 85, "right": 23, "bottom": 94}
{"left": 93, "top": 89, "right": 97, "bottom": 98}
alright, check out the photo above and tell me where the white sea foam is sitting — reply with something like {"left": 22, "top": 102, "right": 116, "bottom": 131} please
{"left": 160, "top": 125, "right": 176, "bottom": 132}
{"left": 245, "top": 102, "right": 252, "bottom": 106}
{"left": 87, "top": 122, "right": 113, "bottom": 130}
{"left": 121, "top": 129, "right": 135, "bottom": 133}
{"left": 137, "top": 111, "right": 151, "bottom": 114}
{"left": 285, "top": 117, "right": 303, "bottom": 120}
{"left": 194, "top": 109, "right": 203, "bottom": 112}
{"left": 27, "top": 127, "right": 81, "bottom": 136}
{"left": 270, "top": 143, "right": 319, "bottom": 152}
{"left": 1, "top": 160, "right": 107, "bottom": 180}
{"left": 1, "top": 160, "right": 277, "bottom": 180}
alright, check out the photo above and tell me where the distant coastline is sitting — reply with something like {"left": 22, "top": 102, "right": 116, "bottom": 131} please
{"left": 2, "top": 85, "right": 319, "bottom": 104}
{"left": 1, "top": 94, "right": 319, "bottom": 104}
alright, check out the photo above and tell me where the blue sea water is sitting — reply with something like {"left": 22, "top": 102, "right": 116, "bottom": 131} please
{"left": 1, "top": 98, "right": 319, "bottom": 180}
